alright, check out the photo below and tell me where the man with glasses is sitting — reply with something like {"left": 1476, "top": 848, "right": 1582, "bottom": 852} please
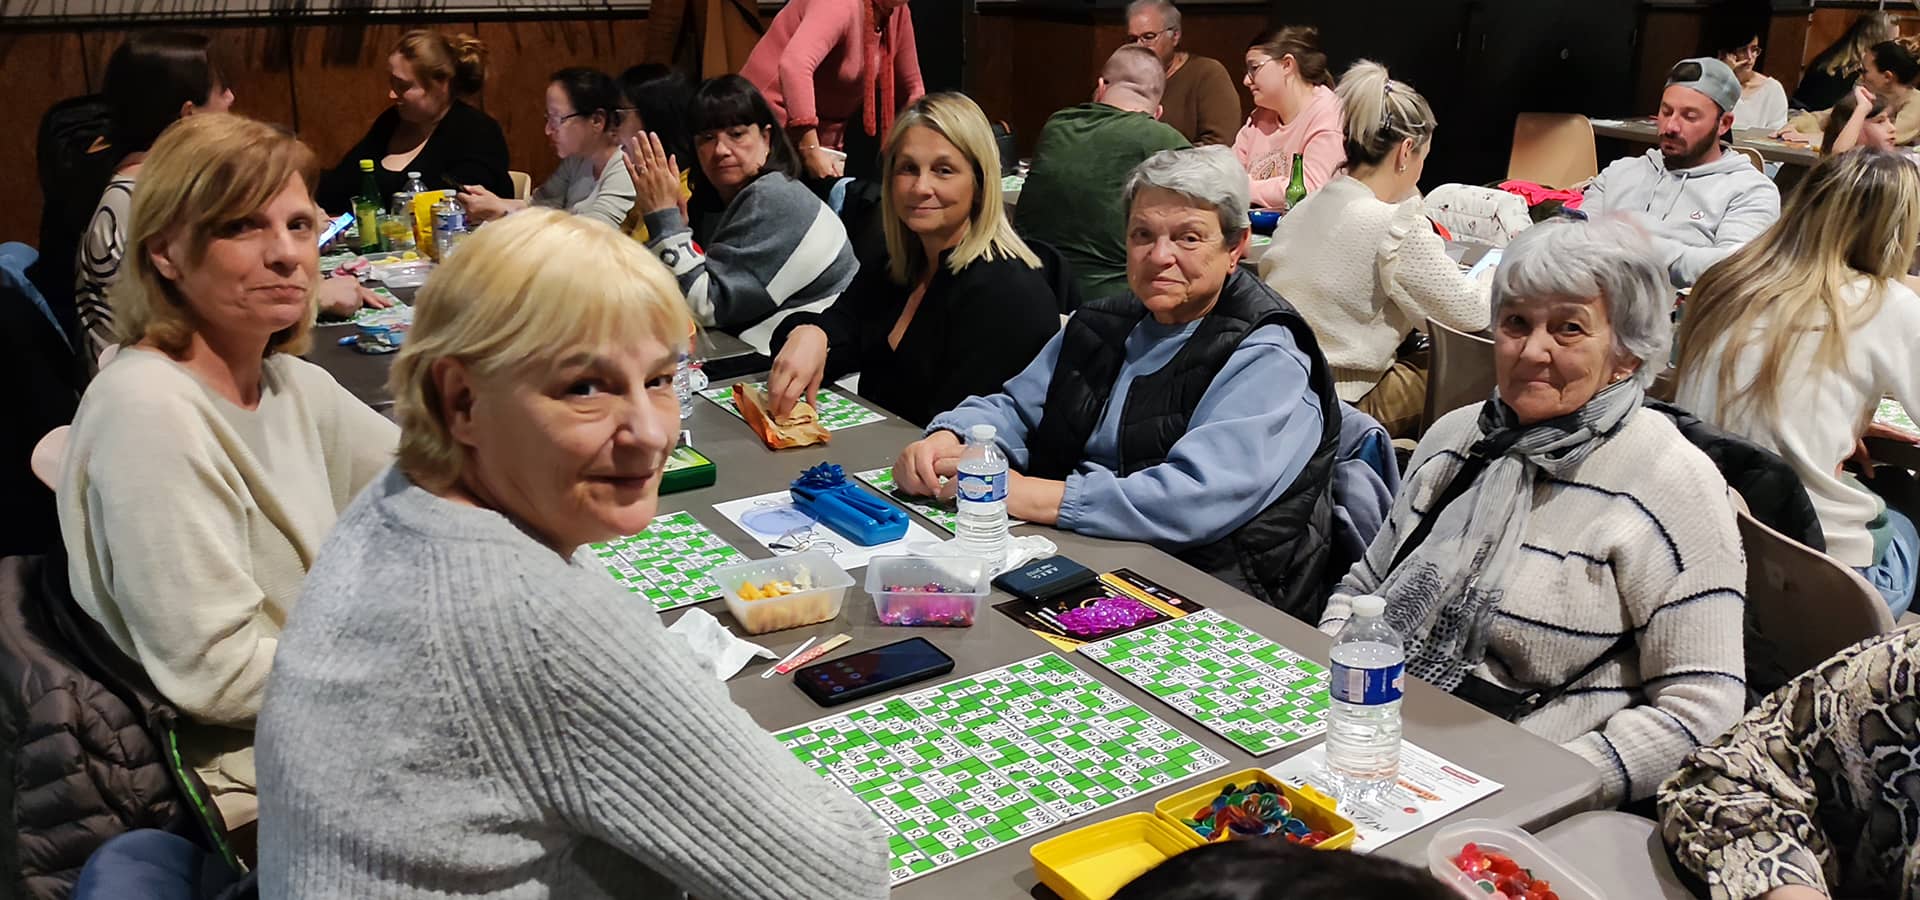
{"left": 1124, "top": 0, "right": 1240, "bottom": 146}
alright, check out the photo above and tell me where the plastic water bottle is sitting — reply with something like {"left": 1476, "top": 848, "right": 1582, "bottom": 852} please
{"left": 1324, "top": 594, "right": 1405, "bottom": 801}
{"left": 388, "top": 171, "right": 426, "bottom": 252}
{"left": 954, "top": 424, "right": 1010, "bottom": 565}
{"left": 674, "top": 351, "right": 694, "bottom": 418}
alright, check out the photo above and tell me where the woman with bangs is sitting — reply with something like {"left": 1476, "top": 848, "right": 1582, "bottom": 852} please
{"left": 256, "top": 208, "right": 889, "bottom": 899}
{"left": 764, "top": 92, "right": 1061, "bottom": 426}
{"left": 626, "top": 74, "right": 856, "bottom": 344}
{"left": 1678, "top": 148, "right": 1920, "bottom": 617}
{"left": 56, "top": 113, "right": 398, "bottom": 833}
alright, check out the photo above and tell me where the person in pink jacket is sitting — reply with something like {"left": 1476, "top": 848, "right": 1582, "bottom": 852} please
{"left": 1233, "top": 25, "right": 1346, "bottom": 210}
{"left": 741, "top": 0, "right": 926, "bottom": 181}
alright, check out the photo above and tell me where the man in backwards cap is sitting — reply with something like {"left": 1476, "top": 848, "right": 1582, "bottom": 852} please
{"left": 1583, "top": 57, "right": 1782, "bottom": 289}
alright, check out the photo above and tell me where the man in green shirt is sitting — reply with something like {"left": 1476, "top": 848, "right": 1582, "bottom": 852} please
{"left": 1015, "top": 45, "right": 1192, "bottom": 303}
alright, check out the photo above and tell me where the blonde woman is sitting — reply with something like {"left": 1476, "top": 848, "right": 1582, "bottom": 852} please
{"left": 1677, "top": 149, "right": 1920, "bottom": 617}
{"left": 766, "top": 92, "right": 1060, "bottom": 425}
{"left": 1792, "top": 10, "right": 1896, "bottom": 111}
{"left": 256, "top": 208, "right": 889, "bottom": 897}
{"left": 1261, "top": 60, "right": 1489, "bottom": 437}
{"left": 56, "top": 113, "right": 398, "bottom": 831}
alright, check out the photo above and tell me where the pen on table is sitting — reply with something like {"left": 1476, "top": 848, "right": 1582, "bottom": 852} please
{"left": 762, "top": 636, "right": 818, "bottom": 679}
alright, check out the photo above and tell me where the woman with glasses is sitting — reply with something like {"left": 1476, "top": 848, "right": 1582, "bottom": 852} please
{"left": 1232, "top": 26, "right": 1346, "bottom": 211}
{"left": 459, "top": 68, "right": 635, "bottom": 228}
{"left": 1702, "top": 0, "right": 1787, "bottom": 132}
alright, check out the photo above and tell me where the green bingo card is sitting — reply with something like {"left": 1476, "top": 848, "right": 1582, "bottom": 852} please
{"left": 587, "top": 511, "right": 744, "bottom": 611}
{"left": 775, "top": 653, "right": 1227, "bottom": 885}
{"left": 1079, "top": 610, "right": 1331, "bottom": 756}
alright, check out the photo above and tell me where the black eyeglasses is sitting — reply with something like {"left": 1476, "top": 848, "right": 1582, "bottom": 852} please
{"left": 544, "top": 111, "right": 586, "bottom": 128}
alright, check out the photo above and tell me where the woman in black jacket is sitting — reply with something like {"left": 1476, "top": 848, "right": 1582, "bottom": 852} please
{"left": 767, "top": 92, "right": 1060, "bottom": 426}
{"left": 315, "top": 30, "right": 512, "bottom": 213}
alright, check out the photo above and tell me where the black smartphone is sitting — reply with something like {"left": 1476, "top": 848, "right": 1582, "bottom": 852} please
{"left": 794, "top": 637, "right": 955, "bottom": 707}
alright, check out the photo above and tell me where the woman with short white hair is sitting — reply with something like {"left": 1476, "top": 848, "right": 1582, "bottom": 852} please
{"left": 256, "top": 208, "right": 889, "bottom": 899}
{"left": 896, "top": 145, "right": 1341, "bottom": 618}
{"left": 1320, "top": 216, "right": 1747, "bottom": 808}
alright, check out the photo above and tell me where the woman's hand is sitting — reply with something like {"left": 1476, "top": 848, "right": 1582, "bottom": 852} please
{"left": 802, "top": 146, "right": 845, "bottom": 180}
{"left": 895, "top": 430, "right": 963, "bottom": 497}
{"left": 456, "top": 185, "right": 515, "bottom": 223}
{"left": 624, "top": 133, "right": 684, "bottom": 216}
{"left": 1005, "top": 470, "right": 1065, "bottom": 526}
{"left": 315, "top": 275, "right": 391, "bottom": 318}
{"left": 1773, "top": 128, "right": 1814, "bottom": 144}
{"left": 768, "top": 325, "right": 829, "bottom": 419}
{"left": 1849, "top": 84, "right": 1877, "bottom": 121}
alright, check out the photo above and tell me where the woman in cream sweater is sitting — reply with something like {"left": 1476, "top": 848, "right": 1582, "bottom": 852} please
{"left": 57, "top": 114, "right": 397, "bottom": 833}
{"left": 1262, "top": 60, "right": 1489, "bottom": 436}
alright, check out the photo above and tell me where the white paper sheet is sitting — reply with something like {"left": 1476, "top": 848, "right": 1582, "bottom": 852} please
{"left": 1265, "top": 742, "right": 1503, "bottom": 852}
{"left": 711, "top": 489, "right": 942, "bottom": 570}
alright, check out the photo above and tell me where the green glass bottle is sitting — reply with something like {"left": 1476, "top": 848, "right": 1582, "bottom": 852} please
{"left": 1284, "top": 153, "right": 1308, "bottom": 209}
{"left": 352, "top": 159, "right": 384, "bottom": 252}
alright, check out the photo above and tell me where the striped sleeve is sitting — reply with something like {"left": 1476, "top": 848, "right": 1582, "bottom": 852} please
{"left": 1567, "top": 473, "right": 1748, "bottom": 807}
{"left": 642, "top": 177, "right": 856, "bottom": 331}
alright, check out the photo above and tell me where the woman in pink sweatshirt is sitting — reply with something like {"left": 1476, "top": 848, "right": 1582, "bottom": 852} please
{"left": 741, "top": 0, "right": 926, "bottom": 181}
{"left": 1233, "top": 26, "right": 1347, "bottom": 210}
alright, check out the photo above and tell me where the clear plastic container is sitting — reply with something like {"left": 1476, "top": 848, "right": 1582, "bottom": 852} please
{"left": 712, "top": 551, "right": 852, "bottom": 635}
{"left": 864, "top": 555, "right": 993, "bottom": 627}
{"left": 375, "top": 260, "right": 434, "bottom": 289}
{"left": 1426, "top": 819, "right": 1605, "bottom": 900}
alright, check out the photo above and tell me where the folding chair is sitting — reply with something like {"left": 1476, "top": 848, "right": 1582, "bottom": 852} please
{"left": 1507, "top": 113, "right": 1600, "bottom": 190}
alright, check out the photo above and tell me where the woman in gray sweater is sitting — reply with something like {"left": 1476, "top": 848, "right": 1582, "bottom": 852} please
{"left": 255, "top": 208, "right": 888, "bottom": 899}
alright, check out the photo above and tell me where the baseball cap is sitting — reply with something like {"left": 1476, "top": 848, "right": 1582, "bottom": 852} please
{"left": 1666, "top": 57, "right": 1741, "bottom": 115}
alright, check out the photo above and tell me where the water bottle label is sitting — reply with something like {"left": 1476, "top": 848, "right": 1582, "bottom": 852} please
{"left": 956, "top": 471, "right": 1007, "bottom": 504}
{"left": 1329, "top": 661, "right": 1404, "bottom": 705}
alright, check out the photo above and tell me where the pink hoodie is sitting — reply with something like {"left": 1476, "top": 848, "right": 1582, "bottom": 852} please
{"left": 1232, "top": 84, "right": 1347, "bottom": 209}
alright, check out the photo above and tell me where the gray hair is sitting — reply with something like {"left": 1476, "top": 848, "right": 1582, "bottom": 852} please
{"left": 1125, "top": 0, "right": 1181, "bottom": 31}
{"left": 1123, "top": 146, "right": 1250, "bottom": 245}
{"left": 1490, "top": 215, "right": 1672, "bottom": 388}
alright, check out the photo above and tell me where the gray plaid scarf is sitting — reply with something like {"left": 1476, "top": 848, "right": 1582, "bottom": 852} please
{"left": 1379, "top": 378, "right": 1645, "bottom": 691}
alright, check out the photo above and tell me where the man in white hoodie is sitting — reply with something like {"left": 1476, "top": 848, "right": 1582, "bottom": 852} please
{"left": 1584, "top": 57, "right": 1781, "bottom": 289}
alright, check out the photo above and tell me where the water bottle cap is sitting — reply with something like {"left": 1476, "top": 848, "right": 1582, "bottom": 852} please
{"left": 969, "top": 424, "right": 997, "bottom": 443}
{"left": 1350, "top": 594, "right": 1386, "bottom": 617}
{"left": 407, "top": 171, "right": 422, "bottom": 178}
{"left": 359, "top": 159, "right": 375, "bottom": 171}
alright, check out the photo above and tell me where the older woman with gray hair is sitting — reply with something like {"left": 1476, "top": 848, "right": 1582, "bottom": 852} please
{"left": 256, "top": 208, "right": 888, "bottom": 898}
{"left": 1318, "top": 215, "right": 1746, "bottom": 808}
{"left": 895, "top": 145, "right": 1341, "bottom": 617}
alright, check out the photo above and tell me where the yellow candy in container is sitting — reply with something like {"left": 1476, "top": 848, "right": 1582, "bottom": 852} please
{"left": 712, "top": 550, "right": 853, "bottom": 635}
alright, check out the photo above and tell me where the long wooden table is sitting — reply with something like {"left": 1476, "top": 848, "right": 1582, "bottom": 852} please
{"left": 310, "top": 332, "right": 1603, "bottom": 897}
{"left": 1590, "top": 117, "right": 1820, "bottom": 168}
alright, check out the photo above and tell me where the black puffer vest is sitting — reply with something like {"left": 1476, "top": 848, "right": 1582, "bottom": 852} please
{"left": 1027, "top": 269, "right": 1341, "bottom": 621}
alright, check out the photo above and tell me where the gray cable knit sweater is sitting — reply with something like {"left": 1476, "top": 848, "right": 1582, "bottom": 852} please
{"left": 256, "top": 468, "right": 889, "bottom": 899}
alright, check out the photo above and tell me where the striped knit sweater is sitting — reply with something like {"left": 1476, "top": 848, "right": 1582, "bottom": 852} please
{"left": 1320, "top": 404, "right": 1748, "bottom": 806}
{"left": 257, "top": 468, "right": 890, "bottom": 898}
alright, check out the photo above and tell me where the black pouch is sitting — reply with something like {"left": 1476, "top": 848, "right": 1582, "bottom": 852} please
{"left": 1450, "top": 633, "right": 1635, "bottom": 722}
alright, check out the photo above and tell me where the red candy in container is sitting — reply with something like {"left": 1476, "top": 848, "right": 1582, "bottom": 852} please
{"left": 1426, "top": 820, "right": 1603, "bottom": 900}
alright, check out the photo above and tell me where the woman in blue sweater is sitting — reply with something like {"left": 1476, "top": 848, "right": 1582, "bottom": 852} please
{"left": 894, "top": 146, "right": 1341, "bottom": 616}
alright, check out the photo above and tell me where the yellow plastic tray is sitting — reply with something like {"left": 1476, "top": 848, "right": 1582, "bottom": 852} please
{"left": 1153, "top": 768, "right": 1356, "bottom": 851}
{"left": 1031, "top": 813, "right": 1203, "bottom": 900}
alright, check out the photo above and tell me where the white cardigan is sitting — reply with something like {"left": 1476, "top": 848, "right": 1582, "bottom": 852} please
{"left": 1260, "top": 175, "right": 1492, "bottom": 401}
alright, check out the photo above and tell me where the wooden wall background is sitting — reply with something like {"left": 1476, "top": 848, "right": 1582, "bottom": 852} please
{"left": 0, "top": 16, "right": 654, "bottom": 246}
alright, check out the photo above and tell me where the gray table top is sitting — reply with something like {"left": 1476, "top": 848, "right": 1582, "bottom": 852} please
{"left": 1536, "top": 812, "right": 1697, "bottom": 899}
{"left": 1591, "top": 117, "right": 1819, "bottom": 167}
{"left": 651, "top": 387, "right": 1600, "bottom": 897}
{"left": 303, "top": 334, "right": 1601, "bottom": 897}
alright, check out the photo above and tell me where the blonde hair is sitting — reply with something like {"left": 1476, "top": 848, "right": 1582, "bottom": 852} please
{"left": 112, "top": 112, "right": 319, "bottom": 357}
{"left": 881, "top": 92, "right": 1040, "bottom": 284}
{"left": 395, "top": 30, "right": 488, "bottom": 97}
{"left": 1677, "top": 149, "right": 1920, "bottom": 418}
{"left": 389, "top": 208, "right": 692, "bottom": 491}
{"left": 1336, "top": 60, "right": 1434, "bottom": 169}
{"left": 1818, "top": 11, "right": 1897, "bottom": 76}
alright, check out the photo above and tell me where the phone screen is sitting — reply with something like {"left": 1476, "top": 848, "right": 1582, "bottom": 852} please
{"left": 1466, "top": 248, "right": 1504, "bottom": 280}
{"left": 796, "top": 637, "right": 955, "bottom": 706}
{"left": 319, "top": 212, "right": 354, "bottom": 248}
